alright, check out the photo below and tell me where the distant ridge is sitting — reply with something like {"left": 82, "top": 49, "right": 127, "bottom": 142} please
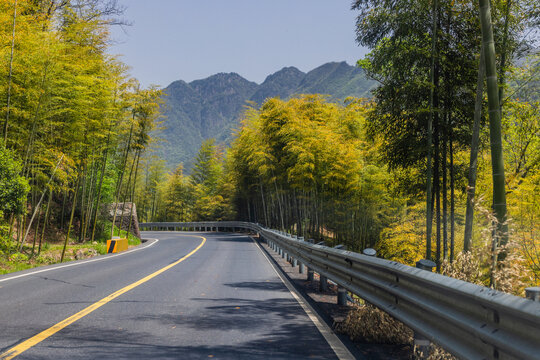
{"left": 155, "top": 61, "right": 376, "bottom": 170}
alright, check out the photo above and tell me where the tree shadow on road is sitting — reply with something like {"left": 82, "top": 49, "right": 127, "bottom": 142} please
{"left": 33, "top": 296, "right": 339, "bottom": 359}
{"left": 224, "top": 280, "right": 289, "bottom": 292}
{"left": 27, "top": 296, "right": 338, "bottom": 359}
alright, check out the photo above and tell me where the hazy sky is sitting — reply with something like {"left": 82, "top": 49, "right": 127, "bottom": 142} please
{"left": 108, "top": 0, "right": 368, "bottom": 88}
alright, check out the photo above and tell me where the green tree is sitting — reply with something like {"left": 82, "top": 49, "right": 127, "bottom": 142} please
{"left": 0, "top": 145, "right": 29, "bottom": 215}
{"left": 191, "top": 139, "right": 222, "bottom": 194}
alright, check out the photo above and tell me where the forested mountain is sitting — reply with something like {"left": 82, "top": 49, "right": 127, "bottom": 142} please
{"left": 157, "top": 74, "right": 258, "bottom": 170}
{"left": 156, "top": 62, "right": 376, "bottom": 169}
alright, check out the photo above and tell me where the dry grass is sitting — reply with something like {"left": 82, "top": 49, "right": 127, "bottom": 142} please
{"left": 441, "top": 199, "right": 536, "bottom": 296}
{"left": 337, "top": 303, "right": 413, "bottom": 344}
{"left": 337, "top": 303, "right": 459, "bottom": 359}
{"left": 441, "top": 249, "right": 484, "bottom": 285}
{"left": 425, "top": 345, "right": 458, "bottom": 360}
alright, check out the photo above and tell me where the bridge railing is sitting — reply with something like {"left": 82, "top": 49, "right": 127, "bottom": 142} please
{"left": 140, "top": 221, "right": 540, "bottom": 360}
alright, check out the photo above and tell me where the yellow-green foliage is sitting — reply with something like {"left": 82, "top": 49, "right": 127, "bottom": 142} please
{"left": 508, "top": 173, "right": 540, "bottom": 281}
{"left": 228, "top": 95, "right": 397, "bottom": 250}
{"left": 376, "top": 205, "right": 425, "bottom": 266}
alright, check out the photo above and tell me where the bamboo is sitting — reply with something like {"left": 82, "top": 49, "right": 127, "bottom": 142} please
{"left": 30, "top": 205, "right": 42, "bottom": 256}
{"left": 479, "top": 0, "right": 509, "bottom": 249}
{"left": 498, "top": 0, "right": 512, "bottom": 111}
{"left": 20, "top": 154, "right": 64, "bottom": 252}
{"left": 90, "top": 135, "right": 112, "bottom": 242}
{"left": 464, "top": 47, "right": 485, "bottom": 252}
{"left": 450, "top": 137, "right": 455, "bottom": 261}
{"left": 38, "top": 190, "right": 53, "bottom": 255}
{"left": 127, "top": 150, "right": 142, "bottom": 237}
{"left": 442, "top": 113, "right": 448, "bottom": 261}
{"left": 3, "top": 0, "right": 18, "bottom": 145}
{"left": 78, "top": 155, "right": 87, "bottom": 242}
{"left": 111, "top": 122, "right": 134, "bottom": 239}
{"left": 425, "top": 0, "right": 439, "bottom": 261}
{"left": 61, "top": 173, "right": 80, "bottom": 262}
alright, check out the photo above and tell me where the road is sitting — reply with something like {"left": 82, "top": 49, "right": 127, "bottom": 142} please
{"left": 0, "top": 231, "right": 352, "bottom": 359}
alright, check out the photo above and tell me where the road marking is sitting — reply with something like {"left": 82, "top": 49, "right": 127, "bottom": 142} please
{"left": 0, "top": 239, "right": 159, "bottom": 284}
{"left": 0, "top": 235, "right": 206, "bottom": 360}
{"left": 251, "top": 237, "right": 355, "bottom": 360}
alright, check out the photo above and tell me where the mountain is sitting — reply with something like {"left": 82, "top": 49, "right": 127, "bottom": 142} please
{"left": 296, "top": 61, "right": 374, "bottom": 100}
{"left": 249, "top": 66, "right": 306, "bottom": 105}
{"left": 155, "top": 61, "right": 376, "bottom": 170}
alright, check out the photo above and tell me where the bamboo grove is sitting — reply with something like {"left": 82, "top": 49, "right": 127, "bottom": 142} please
{"left": 1, "top": 0, "right": 539, "bottom": 291}
{"left": 228, "top": 96, "right": 396, "bottom": 252}
{"left": 140, "top": 0, "right": 539, "bottom": 290}
{"left": 349, "top": 0, "right": 539, "bottom": 287}
{"left": 0, "top": 0, "right": 162, "bottom": 262}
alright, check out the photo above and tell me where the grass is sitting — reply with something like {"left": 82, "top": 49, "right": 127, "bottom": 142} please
{"left": 0, "top": 221, "right": 141, "bottom": 275}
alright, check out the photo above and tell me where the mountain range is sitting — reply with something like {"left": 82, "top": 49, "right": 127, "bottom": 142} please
{"left": 154, "top": 61, "right": 376, "bottom": 170}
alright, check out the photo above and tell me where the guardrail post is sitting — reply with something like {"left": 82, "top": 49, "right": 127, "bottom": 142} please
{"left": 306, "top": 239, "right": 315, "bottom": 281}
{"left": 319, "top": 275, "right": 328, "bottom": 292}
{"left": 337, "top": 286, "right": 347, "bottom": 305}
{"left": 316, "top": 242, "right": 328, "bottom": 288}
{"left": 315, "top": 241, "right": 328, "bottom": 292}
{"left": 413, "top": 259, "right": 436, "bottom": 359}
{"left": 334, "top": 244, "right": 348, "bottom": 305}
{"left": 307, "top": 268, "right": 314, "bottom": 282}
{"left": 525, "top": 287, "right": 540, "bottom": 302}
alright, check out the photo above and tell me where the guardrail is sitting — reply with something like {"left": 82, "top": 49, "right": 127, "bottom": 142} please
{"left": 140, "top": 221, "right": 540, "bottom": 360}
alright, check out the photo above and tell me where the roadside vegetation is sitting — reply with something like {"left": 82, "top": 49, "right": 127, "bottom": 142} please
{"left": 0, "top": 221, "right": 140, "bottom": 275}
{"left": 1, "top": 0, "right": 538, "bottom": 296}
{"left": 0, "top": 1, "right": 159, "bottom": 273}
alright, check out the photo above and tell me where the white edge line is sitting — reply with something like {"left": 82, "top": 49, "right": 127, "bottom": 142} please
{"left": 250, "top": 236, "right": 355, "bottom": 360}
{"left": 0, "top": 238, "right": 159, "bottom": 283}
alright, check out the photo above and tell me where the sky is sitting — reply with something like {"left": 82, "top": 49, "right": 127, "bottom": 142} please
{"left": 108, "top": 0, "right": 368, "bottom": 88}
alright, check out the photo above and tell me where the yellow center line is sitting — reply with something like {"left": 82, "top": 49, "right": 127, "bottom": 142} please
{"left": 0, "top": 236, "right": 206, "bottom": 360}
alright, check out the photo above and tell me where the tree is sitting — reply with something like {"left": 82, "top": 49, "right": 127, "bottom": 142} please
{"left": 191, "top": 139, "right": 222, "bottom": 194}
{"left": 0, "top": 145, "right": 29, "bottom": 215}
{"left": 353, "top": 0, "right": 480, "bottom": 266}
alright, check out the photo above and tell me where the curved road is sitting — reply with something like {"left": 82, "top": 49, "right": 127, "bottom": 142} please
{"left": 0, "top": 232, "right": 351, "bottom": 359}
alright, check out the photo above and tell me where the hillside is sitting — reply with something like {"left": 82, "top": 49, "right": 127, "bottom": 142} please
{"left": 155, "top": 61, "right": 376, "bottom": 170}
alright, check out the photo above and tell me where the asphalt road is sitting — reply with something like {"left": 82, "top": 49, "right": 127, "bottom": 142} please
{"left": 0, "top": 231, "right": 350, "bottom": 359}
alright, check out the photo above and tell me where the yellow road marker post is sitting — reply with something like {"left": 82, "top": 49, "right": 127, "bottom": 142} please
{"left": 106, "top": 237, "right": 128, "bottom": 253}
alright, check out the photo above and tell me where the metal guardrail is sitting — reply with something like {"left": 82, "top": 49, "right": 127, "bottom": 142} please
{"left": 140, "top": 221, "right": 540, "bottom": 360}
